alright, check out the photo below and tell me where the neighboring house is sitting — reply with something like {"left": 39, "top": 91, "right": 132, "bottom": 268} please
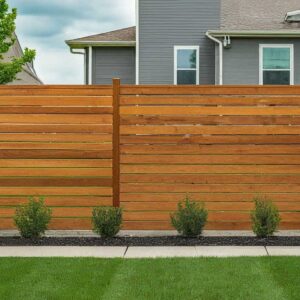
{"left": 3, "top": 34, "right": 42, "bottom": 85}
{"left": 66, "top": 0, "right": 300, "bottom": 85}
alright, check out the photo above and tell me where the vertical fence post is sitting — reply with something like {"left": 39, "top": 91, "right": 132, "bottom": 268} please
{"left": 112, "top": 78, "right": 121, "bottom": 207}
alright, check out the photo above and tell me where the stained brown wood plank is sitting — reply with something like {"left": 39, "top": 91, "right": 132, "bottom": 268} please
{"left": 0, "top": 159, "right": 112, "bottom": 168}
{"left": 121, "top": 174, "right": 300, "bottom": 184}
{"left": 120, "top": 193, "right": 300, "bottom": 202}
{"left": 120, "top": 95, "right": 300, "bottom": 106}
{"left": 121, "top": 183, "right": 300, "bottom": 193}
{"left": 0, "top": 88, "right": 112, "bottom": 96}
{"left": 120, "top": 135, "right": 300, "bottom": 145}
{"left": 0, "top": 143, "right": 111, "bottom": 150}
{"left": 0, "top": 196, "right": 112, "bottom": 207}
{"left": 0, "top": 114, "right": 112, "bottom": 124}
{"left": 120, "top": 85, "right": 300, "bottom": 95}
{"left": 121, "top": 154, "right": 300, "bottom": 165}
{"left": 121, "top": 145, "right": 300, "bottom": 155}
{"left": 122, "top": 201, "right": 300, "bottom": 212}
{"left": 0, "top": 187, "right": 112, "bottom": 195}
{"left": 121, "top": 115, "right": 300, "bottom": 125}
{"left": 0, "top": 168, "right": 112, "bottom": 177}
{"left": 121, "top": 125, "right": 300, "bottom": 135}
{"left": 0, "top": 133, "right": 112, "bottom": 143}
{"left": 0, "top": 96, "right": 112, "bottom": 106}
{"left": 121, "top": 106, "right": 300, "bottom": 116}
{"left": 0, "top": 150, "right": 112, "bottom": 159}
{"left": 0, "top": 107, "right": 113, "bottom": 114}
{"left": 121, "top": 165, "right": 300, "bottom": 174}
{"left": 0, "top": 124, "right": 112, "bottom": 133}
{"left": 0, "top": 177, "right": 112, "bottom": 187}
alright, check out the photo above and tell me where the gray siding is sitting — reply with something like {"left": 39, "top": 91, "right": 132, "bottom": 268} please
{"left": 223, "top": 39, "right": 300, "bottom": 85}
{"left": 92, "top": 47, "right": 135, "bottom": 84}
{"left": 138, "top": 0, "right": 220, "bottom": 85}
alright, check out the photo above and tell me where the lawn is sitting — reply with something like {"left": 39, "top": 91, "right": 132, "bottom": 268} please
{"left": 0, "top": 257, "right": 299, "bottom": 300}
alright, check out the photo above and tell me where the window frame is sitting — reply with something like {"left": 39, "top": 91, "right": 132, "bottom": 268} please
{"left": 259, "top": 44, "right": 294, "bottom": 85}
{"left": 174, "top": 46, "right": 200, "bottom": 85}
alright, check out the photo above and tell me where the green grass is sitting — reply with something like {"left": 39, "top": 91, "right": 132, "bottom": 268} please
{"left": 0, "top": 257, "right": 299, "bottom": 299}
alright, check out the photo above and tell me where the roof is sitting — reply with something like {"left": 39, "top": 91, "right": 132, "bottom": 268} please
{"left": 66, "top": 26, "right": 136, "bottom": 48}
{"left": 4, "top": 33, "right": 42, "bottom": 85}
{"left": 221, "top": 0, "right": 300, "bottom": 31}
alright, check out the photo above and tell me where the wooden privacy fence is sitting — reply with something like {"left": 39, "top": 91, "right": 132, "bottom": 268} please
{"left": 0, "top": 85, "right": 113, "bottom": 229}
{"left": 0, "top": 81, "right": 300, "bottom": 230}
{"left": 119, "top": 84, "right": 300, "bottom": 230}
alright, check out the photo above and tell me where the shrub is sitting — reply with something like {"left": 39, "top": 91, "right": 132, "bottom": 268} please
{"left": 251, "top": 195, "right": 281, "bottom": 238}
{"left": 92, "top": 206, "right": 122, "bottom": 238}
{"left": 14, "top": 196, "right": 52, "bottom": 238}
{"left": 170, "top": 195, "right": 208, "bottom": 237}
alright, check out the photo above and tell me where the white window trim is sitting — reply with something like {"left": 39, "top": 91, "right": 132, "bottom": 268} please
{"left": 259, "top": 44, "right": 294, "bottom": 85}
{"left": 88, "top": 46, "right": 93, "bottom": 85}
{"left": 174, "top": 46, "right": 200, "bottom": 85}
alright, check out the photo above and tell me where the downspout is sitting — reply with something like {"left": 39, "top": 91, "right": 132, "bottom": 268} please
{"left": 206, "top": 31, "right": 223, "bottom": 85}
{"left": 70, "top": 48, "right": 86, "bottom": 84}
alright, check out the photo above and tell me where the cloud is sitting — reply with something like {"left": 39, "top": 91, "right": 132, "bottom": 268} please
{"left": 7, "top": 0, "right": 135, "bottom": 83}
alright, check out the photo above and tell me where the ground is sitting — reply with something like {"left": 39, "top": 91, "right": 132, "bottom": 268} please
{"left": 0, "top": 257, "right": 299, "bottom": 300}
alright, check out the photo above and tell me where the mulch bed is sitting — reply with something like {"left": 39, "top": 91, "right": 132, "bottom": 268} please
{"left": 0, "top": 236, "right": 300, "bottom": 247}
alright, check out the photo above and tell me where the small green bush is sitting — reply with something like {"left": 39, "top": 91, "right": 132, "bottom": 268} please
{"left": 14, "top": 196, "right": 52, "bottom": 238}
{"left": 170, "top": 196, "right": 208, "bottom": 237}
{"left": 92, "top": 206, "right": 122, "bottom": 238}
{"left": 251, "top": 195, "right": 281, "bottom": 238}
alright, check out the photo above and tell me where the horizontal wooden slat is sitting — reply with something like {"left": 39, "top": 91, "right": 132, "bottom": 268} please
{"left": 0, "top": 134, "right": 112, "bottom": 143}
{"left": 121, "top": 85, "right": 300, "bottom": 95}
{"left": 121, "top": 165, "right": 300, "bottom": 174}
{"left": 0, "top": 96, "right": 112, "bottom": 106}
{"left": 121, "top": 115, "right": 300, "bottom": 125}
{"left": 0, "top": 177, "right": 112, "bottom": 187}
{"left": 0, "top": 124, "right": 112, "bottom": 133}
{"left": 0, "top": 196, "right": 112, "bottom": 207}
{"left": 0, "top": 143, "right": 111, "bottom": 150}
{"left": 0, "top": 168, "right": 112, "bottom": 177}
{"left": 0, "top": 114, "right": 112, "bottom": 124}
{"left": 120, "top": 193, "right": 300, "bottom": 202}
{"left": 122, "top": 201, "right": 300, "bottom": 212}
{"left": 120, "top": 95, "right": 300, "bottom": 106}
{"left": 0, "top": 87, "right": 112, "bottom": 96}
{"left": 121, "top": 184, "right": 300, "bottom": 193}
{"left": 121, "top": 155, "right": 300, "bottom": 165}
{"left": 121, "top": 125, "right": 300, "bottom": 135}
{"left": 121, "top": 106, "right": 300, "bottom": 116}
{"left": 0, "top": 187, "right": 112, "bottom": 195}
{"left": 121, "top": 174, "right": 300, "bottom": 184}
{"left": 0, "top": 107, "right": 113, "bottom": 114}
{"left": 0, "top": 159, "right": 111, "bottom": 168}
{"left": 0, "top": 150, "right": 112, "bottom": 159}
{"left": 121, "top": 135, "right": 300, "bottom": 145}
{"left": 121, "top": 145, "right": 300, "bottom": 155}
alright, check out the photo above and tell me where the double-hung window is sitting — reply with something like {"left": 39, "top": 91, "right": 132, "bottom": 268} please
{"left": 174, "top": 46, "right": 199, "bottom": 85}
{"left": 259, "top": 44, "right": 294, "bottom": 85}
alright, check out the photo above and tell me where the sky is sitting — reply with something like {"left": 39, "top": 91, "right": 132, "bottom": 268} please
{"left": 8, "top": 0, "right": 135, "bottom": 84}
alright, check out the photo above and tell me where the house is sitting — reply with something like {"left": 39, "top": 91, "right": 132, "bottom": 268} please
{"left": 4, "top": 34, "right": 42, "bottom": 85}
{"left": 66, "top": 0, "right": 300, "bottom": 85}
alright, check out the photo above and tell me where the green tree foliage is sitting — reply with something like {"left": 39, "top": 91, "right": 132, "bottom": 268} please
{"left": 0, "top": 0, "right": 36, "bottom": 84}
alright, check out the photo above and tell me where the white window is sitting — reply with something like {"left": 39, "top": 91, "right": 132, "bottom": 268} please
{"left": 259, "top": 44, "right": 294, "bottom": 85}
{"left": 174, "top": 46, "right": 199, "bottom": 85}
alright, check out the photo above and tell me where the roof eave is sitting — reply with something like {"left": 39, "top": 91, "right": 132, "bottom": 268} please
{"left": 207, "top": 30, "right": 300, "bottom": 38}
{"left": 66, "top": 40, "right": 136, "bottom": 48}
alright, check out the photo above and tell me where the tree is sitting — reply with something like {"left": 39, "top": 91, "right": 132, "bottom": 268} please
{"left": 0, "top": 0, "right": 36, "bottom": 84}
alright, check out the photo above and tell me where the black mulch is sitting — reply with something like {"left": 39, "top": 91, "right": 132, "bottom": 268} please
{"left": 0, "top": 236, "right": 300, "bottom": 247}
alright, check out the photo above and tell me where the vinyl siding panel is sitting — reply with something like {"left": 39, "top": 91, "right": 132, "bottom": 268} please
{"left": 139, "top": 0, "right": 220, "bottom": 85}
{"left": 223, "top": 39, "right": 300, "bottom": 85}
{"left": 92, "top": 47, "right": 135, "bottom": 84}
